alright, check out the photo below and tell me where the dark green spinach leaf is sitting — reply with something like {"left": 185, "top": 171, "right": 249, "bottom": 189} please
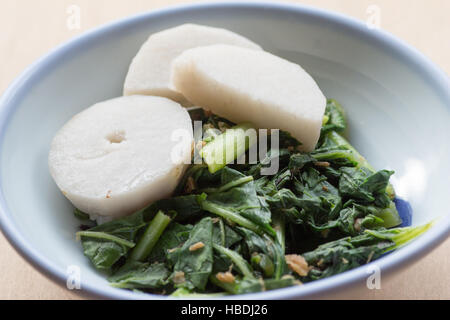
{"left": 172, "top": 217, "right": 214, "bottom": 291}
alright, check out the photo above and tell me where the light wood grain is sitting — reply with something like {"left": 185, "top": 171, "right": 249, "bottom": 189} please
{"left": 0, "top": 0, "right": 449, "bottom": 300}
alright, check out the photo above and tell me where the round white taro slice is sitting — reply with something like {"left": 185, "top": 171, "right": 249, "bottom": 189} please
{"left": 48, "top": 95, "right": 193, "bottom": 223}
{"left": 123, "top": 23, "right": 262, "bottom": 104}
{"left": 171, "top": 44, "right": 327, "bottom": 151}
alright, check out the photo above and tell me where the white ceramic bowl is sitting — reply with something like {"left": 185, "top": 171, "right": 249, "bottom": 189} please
{"left": 0, "top": 2, "right": 449, "bottom": 299}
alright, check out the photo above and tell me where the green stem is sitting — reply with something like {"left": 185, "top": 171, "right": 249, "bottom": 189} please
{"left": 209, "top": 275, "right": 238, "bottom": 294}
{"left": 311, "top": 149, "right": 360, "bottom": 167}
{"left": 268, "top": 214, "right": 286, "bottom": 280}
{"left": 76, "top": 231, "right": 135, "bottom": 248}
{"left": 213, "top": 244, "right": 255, "bottom": 279}
{"left": 200, "top": 176, "right": 254, "bottom": 194}
{"left": 199, "top": 197, "right": 266, "bottom": 236}
{"left": 201, "top": 122, "right": 257, "bottom": 173}
{"left": 272, "top": 213, "right": 285, "bottom": 253}
{"left": 372, "top": 202, "right": 403, "bottom": 228}
{"left": 365, "top": 221, "right": 434, "bottom": 252}
{"left": 218, "top": 218, "right": 226, "bottom": 247}
{"left": 129, "top": 211, "right": 173, "bottom": 261}
{"left": 251, "top": 253, "right": 275, "bottom": 278}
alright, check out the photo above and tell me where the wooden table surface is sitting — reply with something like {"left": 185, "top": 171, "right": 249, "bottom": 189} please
{"left": 1, "top": 0, "right": 449, "bottom": 300}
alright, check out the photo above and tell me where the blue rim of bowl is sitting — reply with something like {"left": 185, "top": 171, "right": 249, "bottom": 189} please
{"left": 0, "top": 1, "right": 449, "bottom": 300}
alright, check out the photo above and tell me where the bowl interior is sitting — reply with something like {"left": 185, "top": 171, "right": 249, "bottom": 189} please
{"left": 1, "top": 3, "right": 449, "bottom": 299}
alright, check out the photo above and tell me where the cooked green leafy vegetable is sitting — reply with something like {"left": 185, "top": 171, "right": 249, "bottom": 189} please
{"left": 148, "top": 222, "right": 193, "bottom": 265}
{"left": 201, "top": 122, "right": 257, "bottom": 173}
{"left": 77, "top": 211, "right": 146, "bottom": 272}
{"left": 129, "top": 210, "right": 174, "bottom": 261}
{"left": 302, "top": 222, "right": 433, "bottom": 281}
{"left": 171, "top": 217, "right": 214, "bottom": 291}
{"left": 321, "top": 99, "right": 346, "bottom": 136}
{"left": 108, "top": 261, "right": 170, "bottom": 289}
{"left": 76, "top": 99, "right": 431, "bottom": 296}
{"left": 196, "top": 167, "right": 275, "bottom": 236}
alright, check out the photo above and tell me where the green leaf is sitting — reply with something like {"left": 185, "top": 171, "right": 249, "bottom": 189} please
{"left": 288, "top": 153, "right": 317, "bottom": 173}
{"left": 78, "top": 211, "right": 146, "bottom": 272}
{"left": 302, "top": 235, "right": 391, "bottom": 281}
{"left": 245, "top": 148, "right": 292, "bottom": 178}
{"left": 148, "top": 222, "right": 192, "bottom": 265}
{"left": 321, "top": 99, "right": 347, "bottom": 136}
{"left": 302, "top": 222, "right": 433, "bottom": 281}
{"left": 172, "top": 217, "right": 214, "bottom": 291}
{"left": 319, "top": 131, "right": 372, "bottom": 169}
{"left": 108, "top": 261, "right": 170, "bottom": 289}
{"left": 339, "top": 167, "right": 393, "bottom": 203}
{"left": 145, "top": 195, "right": 203, "bottom": 222}
{"left": 365, "top": 221, "right": 434, "bottom": 251}
{"left": 76, "top": 231, "right": 135, "bottom": 248}
{"left": 311, "top": 147, "right": 359, "bottom": 167}
{"left": 212, "top": 218, "right": 242, "bottom": 248}
{"left": 198, "top": 167, "right": 275, "bottom": 236}
{"left": 236, "top": 227, "right": 286, "bottom": 279}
